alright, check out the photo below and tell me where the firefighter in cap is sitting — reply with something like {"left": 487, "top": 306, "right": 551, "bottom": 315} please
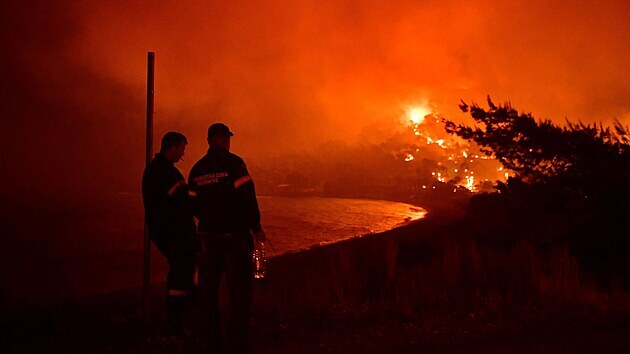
{"left": 142, "top": 132, "right": 196, "bottom": 333}
{"left": 189, "top": 123, "right": 266, "bottom": 353}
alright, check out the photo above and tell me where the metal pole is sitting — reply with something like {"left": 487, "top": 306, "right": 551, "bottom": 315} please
{"left": 142, "top": 52, "right": 155, "bottom": 321}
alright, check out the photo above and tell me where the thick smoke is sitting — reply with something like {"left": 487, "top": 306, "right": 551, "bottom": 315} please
{"left": 2, "top": 0, "right": 630, "bottom": 204}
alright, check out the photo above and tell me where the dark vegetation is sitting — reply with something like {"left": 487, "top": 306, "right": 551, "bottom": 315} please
{"left": 445, "top": 97, "right": 630, "bottom": 288}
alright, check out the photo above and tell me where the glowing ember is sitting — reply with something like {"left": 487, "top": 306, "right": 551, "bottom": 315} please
{"left": 465, "top": 175, "right": 475, "bottom": 191}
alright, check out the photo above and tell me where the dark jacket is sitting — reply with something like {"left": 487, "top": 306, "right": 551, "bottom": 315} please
{"left": 142, "top": 153, "right": 196, "bottom": 243}
{"left": 188, "top": 148, "right": 262, "bottom": 235}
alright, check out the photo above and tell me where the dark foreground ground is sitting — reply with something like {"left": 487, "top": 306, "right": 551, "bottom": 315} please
{"left": 4, "top": 210, "right": 630, "bottom": 353}
{"left": 6, "top": 295, "right": 630, "bottom": 353}
{"left": 252, "top": 313, "right": 630, "bottom": 354}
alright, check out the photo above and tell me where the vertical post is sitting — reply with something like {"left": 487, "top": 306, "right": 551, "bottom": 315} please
{"left": 142, "top": 52, "right": 155, "bottom": 321}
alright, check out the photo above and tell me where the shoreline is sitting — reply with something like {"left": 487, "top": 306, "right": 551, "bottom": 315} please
{"left": 3, "top": 212, "right": 438, "bottom": 312}
{"left": 4, "top": 209, "right": 450, "bottom": 312}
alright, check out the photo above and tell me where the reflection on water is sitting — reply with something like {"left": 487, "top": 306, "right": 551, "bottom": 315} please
{"left": 259, "top": 196, "right": 427, "bottom": 255}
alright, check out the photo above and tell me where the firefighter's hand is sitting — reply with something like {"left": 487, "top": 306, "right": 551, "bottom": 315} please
{"left": 167, "top": 180, "right": 186, "bottom": 197}
{"left": 253, "top": 230, "right": 267, "bottom": 243}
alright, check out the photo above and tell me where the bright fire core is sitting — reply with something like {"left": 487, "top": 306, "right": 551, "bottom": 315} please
{"left": 407, "top": 105, "right": 431, "bottom": 125}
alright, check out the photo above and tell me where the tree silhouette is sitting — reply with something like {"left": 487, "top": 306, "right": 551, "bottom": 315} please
{"left": 445, "top": 97, "right": 629, "bottom": 186}
{"left": 444, "top": 97, "right": 630, "bottom": 287}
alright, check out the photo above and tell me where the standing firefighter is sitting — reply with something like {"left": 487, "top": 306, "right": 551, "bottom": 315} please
{"left": 142, "top": 132, "right": 196, "bottom": 333}
{"left": 189, "top": 123, "right": 266, "bottom": 353}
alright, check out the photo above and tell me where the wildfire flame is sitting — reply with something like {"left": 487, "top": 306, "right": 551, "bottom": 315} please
{"left": 400, "top": 103, "right": 508, "bottom": 192}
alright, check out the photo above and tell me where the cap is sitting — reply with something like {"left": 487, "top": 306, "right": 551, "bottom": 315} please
{"left": 207, "top": 123, "right": 234, "bottom": 138}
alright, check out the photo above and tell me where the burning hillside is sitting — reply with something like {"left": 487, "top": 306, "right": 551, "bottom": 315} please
{"left": 251, "top": 102, "right": 510, "bottom": 200}
{"left": 397, "top": 103, "right": 508, "bottom": 193}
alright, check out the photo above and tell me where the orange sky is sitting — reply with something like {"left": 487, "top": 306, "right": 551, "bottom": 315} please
{"left": 2, "top": 0, "right": 630, "bottom": 200}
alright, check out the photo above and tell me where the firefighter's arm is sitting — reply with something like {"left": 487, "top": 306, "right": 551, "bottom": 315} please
{"left": 234, "top": 177, "right": 262, "bottom": 232}
{"left": 188, "top": 166, "right": 202, "bottom": 219}
{"left": 233, "top": 162, "right": 263, "bottom": 237}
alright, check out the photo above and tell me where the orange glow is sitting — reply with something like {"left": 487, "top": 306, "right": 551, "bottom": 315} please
{"left": 3, "top": 1, "right": 630, "bottom": 203}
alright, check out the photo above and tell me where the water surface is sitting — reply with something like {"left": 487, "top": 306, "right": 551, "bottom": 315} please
{"left": 2, "top": 196, "right": 426, "bottom": 303}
